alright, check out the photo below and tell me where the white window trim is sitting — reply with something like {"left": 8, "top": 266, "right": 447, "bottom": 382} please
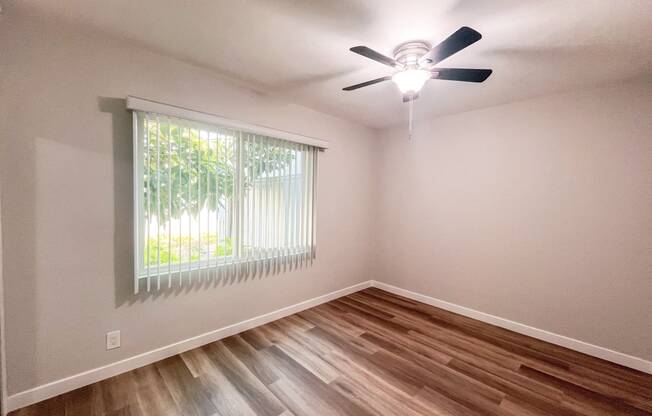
{"left": 126, "top": 96, "right": 329, "bottom": 150}
{"left": 129, "top": 99, "right": 321, "bottom": 293}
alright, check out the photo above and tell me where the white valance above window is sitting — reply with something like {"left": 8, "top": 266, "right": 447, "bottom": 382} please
{"left": 127, "top": 96, "right": 329, "bottom": 150}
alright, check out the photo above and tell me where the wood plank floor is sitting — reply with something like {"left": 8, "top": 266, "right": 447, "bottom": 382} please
{"left": 11, "top": 288, "right": 652, "bottom": 415}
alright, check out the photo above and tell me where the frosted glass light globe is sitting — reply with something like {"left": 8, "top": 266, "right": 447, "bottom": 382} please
{"left": 391, "top": 69, "right": 431, "bottom": 94}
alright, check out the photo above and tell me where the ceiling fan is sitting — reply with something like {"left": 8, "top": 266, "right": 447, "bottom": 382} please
{"left": 343, "top": 26, "right": 492, "bottom": 102}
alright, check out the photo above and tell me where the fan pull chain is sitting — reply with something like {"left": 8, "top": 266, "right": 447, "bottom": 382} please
{"left": 408, "top": 98, "right": 414, "bottom": 141}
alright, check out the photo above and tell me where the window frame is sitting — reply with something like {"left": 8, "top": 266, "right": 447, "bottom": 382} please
{"left": 129, "top": 97, "right": 326, "bottom": 293}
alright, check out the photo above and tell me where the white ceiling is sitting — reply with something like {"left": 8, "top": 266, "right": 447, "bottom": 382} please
{"left": 13, "top": 0, "right": 652, "bottom": 128}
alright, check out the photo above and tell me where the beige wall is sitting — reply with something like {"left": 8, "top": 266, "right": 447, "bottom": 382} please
{"left": 375, "top": 81, "right": 652, "bottom": 361}
{"left": 0, "top": 180, "right": 6, "bottom": 413}
{"left": 0, "top": 10, "right": 377, "bottom": 394}
{"left": 3, "top": 3, "right": 652, "bottom": 400}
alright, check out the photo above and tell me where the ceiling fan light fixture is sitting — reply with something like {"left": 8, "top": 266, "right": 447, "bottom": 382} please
{"left": 391, "top": 69, "right": 431, "bottom": 94}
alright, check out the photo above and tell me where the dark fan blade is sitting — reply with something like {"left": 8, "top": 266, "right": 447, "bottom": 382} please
{"left": 343, "top": 76, "right": 391, "bottom": 91}
{"left": 431, "top": 68, "right": 492, "bottom": 83}
{"left": 419, "top": 27, "right": 482, "bottom": 66}
{"left": 350, "top": 46, "right": 402, "bottom": 68}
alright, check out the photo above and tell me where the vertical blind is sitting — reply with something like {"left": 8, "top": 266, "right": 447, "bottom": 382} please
{"left": 133, "top": 111, "right": 319, "bottom": 293}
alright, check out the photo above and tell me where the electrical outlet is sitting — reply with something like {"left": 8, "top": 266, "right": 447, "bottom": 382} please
{"left": 106, "top": 330, "right": 121, "bottom": 350}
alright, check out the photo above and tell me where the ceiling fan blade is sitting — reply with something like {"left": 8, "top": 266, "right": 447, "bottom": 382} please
{"left": 419, "top": 27, "right": 482, "bottom": 66}
{"left": 431, "top": 68, "right": 492, "bottom": 83}
{"left": 342, "top": 76, "right": 391, "bottom": 91}
{"left": 350, "top": 46, "right": 402, "bottom": 68}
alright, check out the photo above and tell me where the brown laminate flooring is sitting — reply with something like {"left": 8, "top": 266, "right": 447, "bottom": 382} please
{"left": 11, "top": 288, "right": 652, "bottom": 415}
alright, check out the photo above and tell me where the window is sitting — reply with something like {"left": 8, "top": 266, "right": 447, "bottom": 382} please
{"left": 130, "top": 98, "right": 325, "bottom": 293}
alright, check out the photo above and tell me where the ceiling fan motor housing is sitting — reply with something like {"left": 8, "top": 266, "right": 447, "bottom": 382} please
{"left": 393, "top": 41, "right": 432, "bottom": 67}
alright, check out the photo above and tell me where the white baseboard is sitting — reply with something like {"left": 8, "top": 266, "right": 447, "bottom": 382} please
{"left": 371, "top": 280, "right": 652, "bottom": 375}
{"left": 7, "top": 279, "right": 652, "bottom": 412}
{"left": 6, "top": 281, "right": 371, "bottom": 412}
